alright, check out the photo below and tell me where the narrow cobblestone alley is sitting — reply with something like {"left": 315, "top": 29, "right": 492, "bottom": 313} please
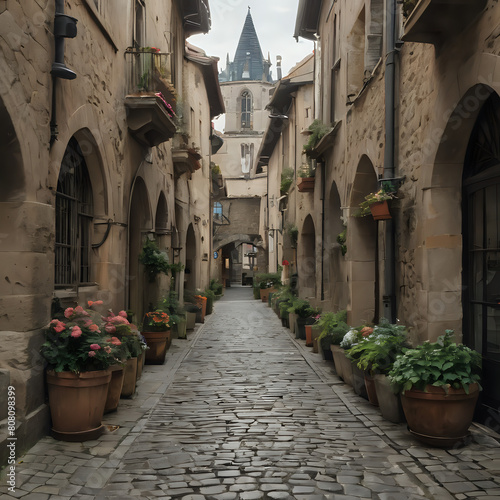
{"left": 2, "top": 287, "right": 500, "bottom": 500}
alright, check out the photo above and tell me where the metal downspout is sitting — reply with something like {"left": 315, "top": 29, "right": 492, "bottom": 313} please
{"left": 383, "top": 0, "right": 397, "bottom": 323}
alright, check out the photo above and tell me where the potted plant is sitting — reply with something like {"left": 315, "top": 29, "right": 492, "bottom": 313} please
{"left": 302, "top": 119, "right": 333, "bottom": 158}
{"left": 159, "top": 292, "right": 186, "bottom": 339}
{"left": 346, "top": 321, "right": 408, "bottom": 408}
{"left": 280, "top": 167, "right": 294, "bottom": 195}
{"left": 288, "top": 299, "right": 317, "bottom": 340}
{"left": 101, "top": 309, "right": 143, "bottom": 401}
{"left": 317, "top": 311, "right": 350, "bottom": 362}
{"left": 141, "top": 310, "right": 171, "bottom": 364}
{"left": 138, "top": 238, "right": 170, "bottom": 282}
{"left": 297, "top": 161, "right": 315, "bottom": 193}
{"left": 389, "top": 330, "right": 482, "bottom": 447}
{"left": 354, "top": 181, "right": 396, "bottom": 220}
{"left": 184, "top": 302, "right": 200, "bottom": 330}
{"left": 40, "top": 301, "right": 120, "bottom": 441}
{"left": 339, "top": 327, "right": 365, "bottom": 388}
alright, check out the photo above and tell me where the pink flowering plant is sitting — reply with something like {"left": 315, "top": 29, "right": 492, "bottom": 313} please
{"left": 41, "top": 301, "right": 121, "bottom": 373}
{"left": 102, "top": 310, "right": 144, "bottom": 359}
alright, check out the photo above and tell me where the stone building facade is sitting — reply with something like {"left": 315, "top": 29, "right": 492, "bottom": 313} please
{"left": 0, "top": 0, "right": 223, "bottom": 465}
{"left": 211, "top": 8, "right": 274, "bottom": 285}
{"left": 263, "top": 0, "right": 500, "bottom": 427}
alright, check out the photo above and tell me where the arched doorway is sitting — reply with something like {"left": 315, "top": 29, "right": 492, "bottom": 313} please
{"left": 349, "top": 156, "right": 378, "bottom": 325}
{"left": 299, "top": 215, "right": 316, "bottom": 298}
{"left": 462, "top": 91, "right": 500, "bottom": 427}
{"left": 185, "top": 223, "right": 197, "bottom": 292}
{"left": 129, "top": 177, "right": 152, "bottom": 322}
{"left": 327, "top": 181, "right": 347, "bottom": 310}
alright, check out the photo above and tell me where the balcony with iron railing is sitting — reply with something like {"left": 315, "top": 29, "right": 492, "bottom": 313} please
{"left": 124, "top": 48, "right": 177, "bottom": 147}
{"left": 402, "top": 0, "right": 488, "bottom": 45}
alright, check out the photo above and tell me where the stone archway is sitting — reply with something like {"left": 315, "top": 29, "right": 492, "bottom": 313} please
{"left": 326, "top": 181, "right": 347, "bottom": 311}
{"left": 348, "top": 155, "right": 378, "bottom": 325}
{"left": 129, "top": 176, "right": 152, "bottom": 322}
{"left": 185, "top": 223, "right": 197, "bottom": 292}
{"left": 298, "top": 214, "right": 316, "bottom": 299}
{"left": 155, "top": 192, "right": 171, "bottom": 295}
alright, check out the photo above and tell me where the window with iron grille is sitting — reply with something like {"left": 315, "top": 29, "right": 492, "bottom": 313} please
{"left": 55, "top": 138, "right": 94, "bottom": 288}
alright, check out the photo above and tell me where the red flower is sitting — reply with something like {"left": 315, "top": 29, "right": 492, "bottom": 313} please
{"left": 282, "top": 260, "right": 289, "bottom": 266}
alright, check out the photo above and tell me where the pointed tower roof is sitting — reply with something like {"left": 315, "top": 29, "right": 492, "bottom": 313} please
{"left": 232, "top": 8, "right": 268, "bottom": 81}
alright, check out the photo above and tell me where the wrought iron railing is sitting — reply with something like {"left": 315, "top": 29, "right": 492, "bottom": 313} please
{"left": 125, "top": 48, "right": 176, "bottom": 102}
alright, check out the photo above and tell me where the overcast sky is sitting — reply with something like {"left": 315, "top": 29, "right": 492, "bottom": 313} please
{"left": 190, "top": 0, "right": 315, "bottom": 82}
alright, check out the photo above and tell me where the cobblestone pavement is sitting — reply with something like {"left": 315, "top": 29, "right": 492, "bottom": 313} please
{"left": 2, "top": 286, "right": 500, "bottom": 499}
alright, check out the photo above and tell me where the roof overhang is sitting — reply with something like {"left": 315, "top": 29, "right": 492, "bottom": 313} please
{"left": 185, "top": 43, "right": 225, "bottom": 118}
{"left": 294, "top": 0, "right": 322, "bottom": 41}
{"left": 180, "top": 0, "right": 211, "bottom": 37}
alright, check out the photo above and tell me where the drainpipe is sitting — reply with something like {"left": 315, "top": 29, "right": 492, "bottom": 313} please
{"left": 320, "top": 160, "right": 325, "bottom": 301}
{"left": 50, "top": 0, "right": 78, "bottom": 146}
{"left": 383, "top": 0, "right": 397, "bottom": 323}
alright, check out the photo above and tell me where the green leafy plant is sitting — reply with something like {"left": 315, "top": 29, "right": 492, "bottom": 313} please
{"left": 139, "top": 238, "right": 170, "bottom": 282}
{"left": 388, "top": 330, "right": 482, "bottom": 394}
{"left": 254, "top": 272, "right": 281, "bottom": 291}
{"left": 159, "top": 291, "right": 183, "bottom": 326}
{"left": 346, "top": 320, "right": 409, "bottom": 375}
{"left": 298, "top": 161, "right": 315, "bottom": 178}
{"left": 403, "top": 0, "right": 418, "bottom": 17}
{"left": 316, "top": 310, "right": 350, "bottom": 350}
{"left": 288, "top": 299, "right": 317, "bottom": 319}
{"left": 285, "top": 223, "right": 299, "bottom": 249}
{"left": 337, "top": 227, "right": 347, "bottom": 256}
{"left": 209, "top": 279, "right": 224, "bottom": 296}
{"left": 280, "top": 167, "right": 294, "bottom": 194}
{"left": 303, "top": 119, "right": 333, "bottom": 157}
{"left": 354, "top": 181, "right": 396, "bottom": 217}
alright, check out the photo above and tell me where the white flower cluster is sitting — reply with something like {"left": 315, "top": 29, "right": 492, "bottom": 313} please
{"left": 340, "top": 329, "right": 359, "bottom": 349}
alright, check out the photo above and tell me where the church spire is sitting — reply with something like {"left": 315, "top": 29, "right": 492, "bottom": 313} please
{"left": 231, "top": 8, "right": 270, "bottom": 82}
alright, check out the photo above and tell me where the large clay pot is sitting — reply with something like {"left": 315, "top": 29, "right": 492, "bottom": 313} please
{"left": 175, "top": 316, "right": 187, "bottom": 339}
{"left": 330, "top": 345, "right": 345, "bottom": 380}
{"left": 136, "top": 351, "right": 144, "bottom": 379}
{"left": 46, "top": 369, "right": 111, "bottom": 441}
{"left": 196, "top": 296, "right": 207, "bottom": 322}
{"left": 295, "top": 317, "right": 314, "bottom": 340}
{"left": 364, "top": 372, "right": 379, "bottom": 406}
{"left": 374, "top": 374, "right": 405, "bottom": 423}
{"left": 401, "top": 383, "right": 479, "bottom": 447}
{"left": 305, "top": 325, "right": 313, "bottom": 347}
{"left": 121, "top": 357, "right": 138, "bottom": 397}
{"left": 338, "top": 349, "right": 354, "bottom": 387}
{"left": 311, "top": 325, "right": 322, "bottom": 353}
{"left": 142, "top": 330, "right": 171, "bottom": 364}
{"left": 352, "top": 362, "right": 368, "bottom": 399}
{"left": 105, "top": 365, "right": 124, "bottom": 413}
{"left": 186, "top": 311, "right": 196, "bottom": 330}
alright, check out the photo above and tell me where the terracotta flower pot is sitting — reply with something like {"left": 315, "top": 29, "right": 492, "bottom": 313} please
{"left": 369, "top": 200, "right": 391, "bottom": 220}
{"left": 401, "top": 383, "right": 480, "bottom": 447}
{"left": 46, "top": 369, "right": 111, "bottom": 441}
{"left": 142, "top": 330, "right": 171, "bottom": 364}
{"left": 105, "top": 365, "right": 124, "bottom": 413}
{"left": 121, "top": 357, "right": 138, "bottom": 397}
{"left": 305, "top": 325, "right": 313, "bottom": 347}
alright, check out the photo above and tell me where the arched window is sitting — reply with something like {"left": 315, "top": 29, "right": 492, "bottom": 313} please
{"left": 241, "top": 90, "right": 252, "bottom": 129}
{"left": 55, "top": 137, "right": 94, "bottom": 287}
